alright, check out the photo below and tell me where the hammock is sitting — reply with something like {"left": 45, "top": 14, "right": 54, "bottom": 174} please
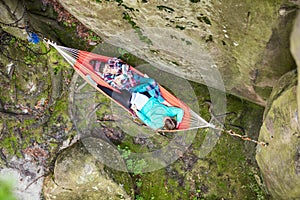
{"left": 45, "top": 40, "right": 215, "bottom": 132}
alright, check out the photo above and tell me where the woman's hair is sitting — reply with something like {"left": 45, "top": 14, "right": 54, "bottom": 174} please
{"left": 164, "top": 117, "right": 177, "bottom": 130}
{"left": 90, "top": 60, "right": 107, "bottom": 74}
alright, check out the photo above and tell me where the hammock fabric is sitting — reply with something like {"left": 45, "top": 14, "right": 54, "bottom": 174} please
{"left": 46, "top": 40, "right": 214, "bottom": 132}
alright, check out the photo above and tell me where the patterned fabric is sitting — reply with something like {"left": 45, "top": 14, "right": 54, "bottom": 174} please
{"left": 104, "top": 58, "right": 146, "bottom": 90}
{"left": 104, "top": 57, "right": 133, "bottom": 89}
{"left": 129, "top": 76, "right": 165, "bottom": 103}
{"left": 103, "top": 58, "right": 165, "bottom": 102}
{"left": 107, "top": 57, "right": 124, "bottom": 73}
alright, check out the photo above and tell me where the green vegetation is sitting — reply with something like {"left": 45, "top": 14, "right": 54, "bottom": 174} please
{"left": 87, "top": 31, "right": 101, "bottom": 43}
{"left": 0, "top": 179, "right": 16, "bottom": 200}
{"left": 0, "top": 38, "right": 75, "bottom": 166}
{"left": 103, "top": 77, "right": 267, "bottom": 200}
{"left": 118, "top": 146, "right": 147, "bottom": 175}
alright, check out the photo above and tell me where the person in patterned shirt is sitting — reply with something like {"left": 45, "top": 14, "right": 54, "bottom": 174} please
{"left": 102, "top": 58, "right": 170, "bottom": 106}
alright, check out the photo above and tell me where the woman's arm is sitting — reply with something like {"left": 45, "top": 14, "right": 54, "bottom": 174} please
{"left": 136, "top": 111, "right": 153, "bottom": 127}
{"left": 170, "top": 107, "right": 184, "bottom": 124}
{"left": 132, "top": 104, "right": 156, "bottom": 129}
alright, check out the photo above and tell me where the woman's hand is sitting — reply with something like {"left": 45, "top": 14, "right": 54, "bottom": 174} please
{"left": 131, "top": 104, "right": 138, "bottom": 113}
{"left": 114, "top": 75, "right": 123, "bottom": 86}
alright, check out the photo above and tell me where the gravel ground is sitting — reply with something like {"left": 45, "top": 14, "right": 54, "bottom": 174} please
{"left": 0, "top": 155, "right": 44, "bottom": 200}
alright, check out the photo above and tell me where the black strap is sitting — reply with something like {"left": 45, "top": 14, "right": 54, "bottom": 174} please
{"left": 140, "top": 91, "right": 151, "bottom": 99}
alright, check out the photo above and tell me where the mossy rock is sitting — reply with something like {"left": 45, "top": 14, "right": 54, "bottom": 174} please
{"left": 0, "top": 0, "right": 27, "bottom": 40}
{"left": 290, "top": 12, "right": 300, "bottom": 121}
{"left": 56, "top": 0, "right": 298, "bottom": 105}
{"left": 43, "top": 141, "right": 131, "bottom": 200}
{"left": 256, "top": 71, "right": 300, "bottom": 199}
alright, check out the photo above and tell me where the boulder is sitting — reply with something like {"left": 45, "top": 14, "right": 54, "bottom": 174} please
{"left": 290, "top": 12, "right": 300, "bottom": 121}
{"left": 0, "top": 0, "right": 27, "bottom": 40}
{"left": 56, "top": 0, "right": 298, "bottom": 105}
{"left": 43, "top": 141, "right": 130, "bottom": 200}
{"left": 256, "top": 70, "right": 300, "bottom": 199}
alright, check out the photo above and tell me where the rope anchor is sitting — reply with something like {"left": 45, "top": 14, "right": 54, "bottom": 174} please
{"left": 221, "top": 129, "right": 268, "bottom": 147}
{"left": 207, "top": 103, "right": 268, "bottom": 147}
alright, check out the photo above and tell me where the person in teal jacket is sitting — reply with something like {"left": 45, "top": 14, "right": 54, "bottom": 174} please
{"left": 130, "top": 92, "right": 184, "bottom": 130}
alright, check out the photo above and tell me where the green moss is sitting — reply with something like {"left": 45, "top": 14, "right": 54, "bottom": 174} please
{"left": 0, "top": 116, "right": 46, "bottom": 157}
{"left": 122, "top": 12, "right": 153, "bottom": 45}
{"left": 119, "top": 78, "right": 266, "bottom": 199}
{"left": 2, "top": 135, "right": 18, "bottom": 155}
{"left": 48, "top": 97, "right": 70, "bottom": 125}
{"left": 197, "top": 15, "right": 212, "bottom": 25}
{"left": 157, "top": 5, "right": 175, "bottom": 13}
{"left": 137, "top": 169, "right": 173, "bottom": 200}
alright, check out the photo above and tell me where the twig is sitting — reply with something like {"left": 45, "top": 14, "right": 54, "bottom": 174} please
{"left": 24, "top": 173, "right": 48, "bottom": 191}
{"left": 0, "top": 148, "right": 8, "bottom": 166}
{"left": 97, "top": 118, "right": 118, "bottom": 122}
{"left": 0, "top": 109, "right": 34, "bottom": 120}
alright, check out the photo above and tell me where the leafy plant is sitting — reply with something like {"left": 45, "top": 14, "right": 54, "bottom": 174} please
{"left": 136, "top": 178, "right": 142, "bottom": 188}
{"left": 117, "top": 146, "right": 147, "bottom": 175}
{"left": 135, "top": 195, "right": 144, "bottom": 200}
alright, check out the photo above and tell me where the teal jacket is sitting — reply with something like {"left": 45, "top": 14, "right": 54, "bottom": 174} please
{"left": 136, "top": 97, "right": 184, "bottom": 130}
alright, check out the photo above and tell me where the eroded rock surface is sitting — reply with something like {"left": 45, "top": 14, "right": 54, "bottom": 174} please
{"left": 291, "top": 12, "right": 300, "bottom": 121}
{"left": 256, "top": 71, "right": 300, "bottom": 199}
{"left": 43, "top": 141, "right": 130, "bottom": 200}
{"left": 57, "top": 0, "right": 298, "bottom": 105}
{"left": 0, "top": 0, "right": 27, "bottom": 40}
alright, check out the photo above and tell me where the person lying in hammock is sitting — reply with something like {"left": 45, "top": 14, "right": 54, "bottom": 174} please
{"left": 101, "top": 58, "right": 154, "bottom": 89}
{"left": 100, "top": 57, "right": 172, "bottom": 106}
{"left": 130, "top": 91, "right": 184, "bottom": 130}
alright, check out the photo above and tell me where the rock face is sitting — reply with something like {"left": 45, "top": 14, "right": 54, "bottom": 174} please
{"left": 0, "top": 0, "right": 28, "bottom": 40}
{"left": 57, "top": 0, "right": 298, "bottom": 105}
{"left": 256, "top": 12, "right": 300, "bottom": 199}
{"left": 43, "top": 141, "right": 130, "bottom": 200}
{"left": 256, "top": 70, "right": 300, "bottom": 199}
{"left": 291, "top": 12, "right": 300, "bottom": 121}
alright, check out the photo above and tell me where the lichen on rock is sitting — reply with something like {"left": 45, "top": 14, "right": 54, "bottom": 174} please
{"left": 256, "top": 70, "right": 300, "bottom": 199}
{"left": 43, "top": 141, "right": 131, "bottom": 200}
{"left": 256, "top": 12, "right": 300, "bottom": 199}
{"left": 57, "top": 0, "right": 298, "bottom": 105}
{"left": 290, "top": 12, "right": 300, "bottom": 122}
{"left": 0, "top": 0, "right": 28, "bottom": 40}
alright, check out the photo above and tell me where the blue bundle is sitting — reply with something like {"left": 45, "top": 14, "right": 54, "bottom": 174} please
{"left": 27, "top": 32, "right": 40, "bottom": 44}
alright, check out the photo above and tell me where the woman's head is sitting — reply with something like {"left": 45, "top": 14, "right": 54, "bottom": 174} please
{"left": 163, "top": 117, "right": 177, "bottom": 130}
